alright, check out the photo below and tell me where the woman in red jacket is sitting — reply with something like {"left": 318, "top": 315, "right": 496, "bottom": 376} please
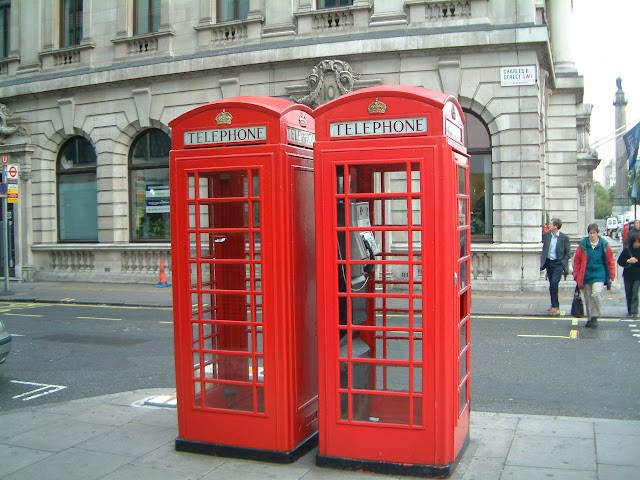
{"left": 573, "top": 223, "right": 616, "bottom": 329}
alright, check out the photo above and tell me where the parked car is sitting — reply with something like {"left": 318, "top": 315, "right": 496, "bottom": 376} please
{"left": 605, "top": 216, "right": 621, "bottom": 239}
{"left": 0, "top": 319, "right": 11, "bottom": 364}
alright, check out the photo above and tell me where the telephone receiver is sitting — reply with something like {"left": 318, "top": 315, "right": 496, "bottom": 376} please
{"left": 348, "top": 202, "right": 380, "bottom": 289}
{"left": 350, "top": 232, "right": 376, "bottom": 289}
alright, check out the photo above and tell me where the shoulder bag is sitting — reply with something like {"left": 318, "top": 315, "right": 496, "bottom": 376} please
{"left": 570, "top": 285, "right": 584, "bottom": 318}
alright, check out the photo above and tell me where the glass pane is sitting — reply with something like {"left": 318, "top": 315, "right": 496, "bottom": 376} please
{"left": 192, "top": 322, "right": 200, "bottom": 344}
{"left": 58, "top": 173, "right": 98, "bottom": 241}
{"left": 320, "top": 0, "right": 354, "bottom": 8}
{"left": 192, "top": 293, "right": 215, "bottom": 319}
{"left": 459, "top": 319, "right": 467, "bottom": 352}
{"left": 371, "top": 364, "right": 417, "bottom": 392}
{"left": 0, "top": 5, "right": 9, "bottom": 58}
{"left": 62, "top": 0, "right": 83, "bottom": 47}
{"left": 135, "top": 0, "right": 150, "bottom": 34}
{"left": 459, "top": 380, "right": 468, "bottom": 415}
{"left": 131, "top": 129, "right": 170, "bottom": 166}
{"left": 209, "top": 354, "right": 251, "bottom": 381}
{"left": 372, "top": 337, "right": 422, "bottom": 363}
{"left": 353, "top": 394, "right": 411, "bottom": 425}
{"left": 458, "top": 199, "right": 466, "bottom": 226}
{"left": 458, "top": 165, "right": 466, "bottom": 194}
{"left": 203, "top": 382, "right": 255, "bottom": 411}
{"left": 459, "top": 353, "right": 467, "bottom": 383}
{"left": 130, "top": 167, "right": 170, "bottom": 240}
{"left": 206, "top": 232, "right": 249, "bottom": 259}
{"left": 251, "top": 170, "right": 260, "bottom": 196}
{"left": 470, "top": 153, "right": 492, "bottom": 235}
{"left": 218, "top": 0, "right": 249, "bottom": 21}
{"left": 460, "top": 261, "right": 468, "bottom": 289}
{"left": 460, "top": 230, "right": 467, "bottom": 258}
{"left": 200, "top": 324, "right": 252, "bottom": 352}
{"left": 59, "top": 137, "right": 96, "bottom": 170}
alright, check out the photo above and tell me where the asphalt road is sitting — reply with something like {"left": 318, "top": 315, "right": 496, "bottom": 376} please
{"left": 1, "top": 302, "right": 638, "bottom": 420}
{"left": 0, "top": 302, "right": 175, "bottom": 411}
{"left": 472, "top": 314, "right": 640, "bottom": 420}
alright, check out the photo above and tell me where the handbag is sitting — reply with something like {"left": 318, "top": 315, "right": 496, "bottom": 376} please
{"left": 571, "top": 286, "right": 584, "bottom": 318}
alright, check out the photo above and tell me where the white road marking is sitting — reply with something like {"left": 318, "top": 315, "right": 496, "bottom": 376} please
{"left": 76, "top": 316, "right": 122, "bottom": 321}
{"left": 517, "top": 334, "right": 572, "bottom": 339}
{"left": 11, "top": 380, "right": 67, "bottom": 401}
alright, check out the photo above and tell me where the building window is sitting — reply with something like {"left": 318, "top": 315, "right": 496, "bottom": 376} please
{"left": 218, "top": 0, "right": 249, "bottom": 22}
{"left": 319, "top": 0, "right": 352, "bottom": 7}
{"left": 464, "top": 111, "right": 493, "bottom": 238}
{"left": 57, "top": 136, "right": 98, "bottom": 242}
{"left": 61, "top": 0, "right": 83, "bottom": 47}
{"left": 130, "top": 129, "right": 171, "bottom": 241}
{"left": 0, "top": 0, "right": 9, "bottom": 58}
{"left": 134, "top": 0, "right": 160, "bottom": 35}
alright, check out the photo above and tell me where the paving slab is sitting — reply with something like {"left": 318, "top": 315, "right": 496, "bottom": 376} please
{"left": 506, "top": 434, "right": 596, "bottom": 471}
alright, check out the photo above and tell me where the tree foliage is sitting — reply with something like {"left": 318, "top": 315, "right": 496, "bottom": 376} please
{"left": 594, "top": 181, "right": 613, "bottom": 219}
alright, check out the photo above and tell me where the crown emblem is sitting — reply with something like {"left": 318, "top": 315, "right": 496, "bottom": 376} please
{"left": 299, "top": 112, "right": 307, "bottom": 127}
{"left": 368, "top": 98, "right": 387, "bottom": 115}
{"left": 216, "top": 109, "right": 232, "bottom": 125}
{"left": 451, "top": 105, "right": 457, "bottom": 120}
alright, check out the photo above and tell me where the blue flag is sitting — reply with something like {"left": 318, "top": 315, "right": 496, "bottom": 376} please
{"left": 624, "top": 122, "right": 640, "bottom": 170}
{"left": 633, "top": 160, "right": 640, "bottom": 200}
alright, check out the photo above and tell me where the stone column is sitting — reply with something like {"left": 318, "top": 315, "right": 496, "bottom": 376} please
{"left": 548, "top": 0, "right": 576, "bottom": 74}
{"left": 613, "top": 77, "right": 629, "bottom": 216}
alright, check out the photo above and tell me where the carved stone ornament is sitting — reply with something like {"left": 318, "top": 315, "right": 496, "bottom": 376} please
{"left": 216, "top": 109, "right": 233, "bottom": 125}
{"left": 0, "top": 103, "right": 28, "bottom": 144}
{"left": 295, "top": 59, "right": 361, "bottom": 107}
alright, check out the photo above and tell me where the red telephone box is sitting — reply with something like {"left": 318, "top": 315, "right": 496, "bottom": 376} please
{"left": 313, "top": 86, "right": 470, "bottom": 477}
{"left": 169, "top": 97, "right": 318, "bottom": 462}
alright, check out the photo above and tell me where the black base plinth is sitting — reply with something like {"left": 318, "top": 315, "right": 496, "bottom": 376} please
{"left": 175, "top": 431, "right": 318, "bottom": 464}
{"left": 316, "top": 435, "right": 469, "bottom": 478}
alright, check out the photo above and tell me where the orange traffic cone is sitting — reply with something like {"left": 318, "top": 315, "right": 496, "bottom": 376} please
{"left": 155, "top": 260, "right": 171, "bottom": 288}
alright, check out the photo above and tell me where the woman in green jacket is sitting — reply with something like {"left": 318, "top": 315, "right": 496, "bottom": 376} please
{"left": 572, "top": 223, "right": 616, "bottom": 329}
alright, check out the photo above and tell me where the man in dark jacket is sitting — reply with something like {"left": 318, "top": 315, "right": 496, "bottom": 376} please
{"left": 540, "top": 218, "right": 572, "bottom": 314}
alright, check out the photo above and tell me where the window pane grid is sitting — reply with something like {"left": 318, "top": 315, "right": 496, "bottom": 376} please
{"left": 57, "top": 136, "right": 97, "bottom": 242}
{"left": 130, "top": 129, "right": 170, "bottom": 241}
{"left": 336, "top": 161, "right": 425, "bottom": 427}
{"left": 187, "top": 168, "right": 265, "bottom": 414}
{"left": 0, "top": 1, "right": 9, "bottom": 58}
{"left": 61, "top": 0, "right": 83, "bottom": 47}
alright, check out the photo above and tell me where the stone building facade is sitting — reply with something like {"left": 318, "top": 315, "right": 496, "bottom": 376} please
{"left": 0, "top": 0, "right": 598, "bottom": 290}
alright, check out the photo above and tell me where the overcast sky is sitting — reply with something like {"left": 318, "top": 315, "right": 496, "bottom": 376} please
{"left": 573, "top": 0, "right": 640, "bottom": 182}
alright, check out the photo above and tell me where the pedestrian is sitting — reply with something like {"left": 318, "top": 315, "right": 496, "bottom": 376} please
{"left": 625, "top": 219, "right": 640, "bottom": 246}
{"left": 617, "top": 231, "right": 640, "bottom": 317}
{"left": 540, "top": 218, "right": 572, "bottom": 314}
{"left": 572, "top": 223, "right": 616, "bottom": 328}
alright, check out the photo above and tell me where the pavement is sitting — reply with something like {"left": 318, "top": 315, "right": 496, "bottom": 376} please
{"left": 0, "top": 280, "right": 639, "bottom": 479}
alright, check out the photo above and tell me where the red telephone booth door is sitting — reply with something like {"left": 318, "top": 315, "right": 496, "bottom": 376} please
{"left": 172, "top": 156, "right": 278, "bottom": 445}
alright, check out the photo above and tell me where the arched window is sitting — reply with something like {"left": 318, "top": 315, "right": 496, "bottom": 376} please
{"left": 57, "top": 136, "right": 98, "bottom": 242}
{"left": 129, "top": 128, "right": 171, "bottom": 241}
{"left": 464, "top": 111, "right": 492, "bottom": 238}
